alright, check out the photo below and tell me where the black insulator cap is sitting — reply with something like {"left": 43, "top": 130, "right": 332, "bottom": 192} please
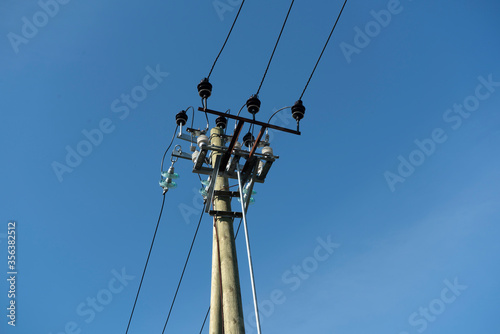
{"left": 291, "top": 100, "right": 306, "bottom": 121}
{"left": 246, "top": 95, "right": 261, "bottom": 115}
{"left": 243, "top": 132, "right": 255, "bottom": 147}
{"left": 175, "top": 110, "right": 188, "bottom": 126}
{"left": 197, "top": 78, "right": 212, "bottom": 99}
{"left": 216, "top": 115, "right": 227, "bottom": 129}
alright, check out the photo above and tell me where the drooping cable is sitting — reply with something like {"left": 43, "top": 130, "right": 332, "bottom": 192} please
{"left": 161, "top": 204, "right": 207, "bottom": 333}
{"left": 256, "top": 0, "right": 296, "bottom": 95}
{"left": 187, "top": 106, "right": 195, "bottom": 129}
{"left": 161, "top": 125, "right": 179, "bottom": 174}
{"left": 207, "top": 0, "right": 247, "bottom": 79}
{"left": 125, "top": 193, "right": 167, "bottom": 334}
{"left": 200, "top": 98, "right": 210, "bottom": 129}
{"left": 235, "top": 102, "right": 247, "bottom": 117}
{"left": 299, "top": 0, "right": 348, "bottom": 100}
{"left": 268, "top": 106, "right": 293, "bottom": 123}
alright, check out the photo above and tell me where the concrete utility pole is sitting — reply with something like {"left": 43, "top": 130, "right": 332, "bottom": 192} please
{"left": 209, "top": 126, "right": 245, "bottom": 334}
{"left": 168, "top": 103, "right": 302, "bottom": 333}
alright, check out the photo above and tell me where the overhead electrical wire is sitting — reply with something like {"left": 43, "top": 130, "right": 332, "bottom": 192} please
{"left": 196, "top": 1, "right": 349, "bottom": 325}
{"left": 267, "top": 105, "right": 293, "bottom": 123}
{"left": 160, "top": 125, "right": 179, "bottom": 174}
{"left": 235, "top": 102, "right": 247, "bottom": 117}
{"left": 299, "top": 0, "right": 349, "bottom": 100}
{"left": 256, "top": 0, "right": 296, "bottom": 96}
{"left": 155, "top": 3, "right": 350, "bottom": 333}
{"left": 125, "top": 193, "right": 167, "bottom": 334}
{"left": 199, "top": 98, "right": 211, "bottom": 127}
{"left": 161, "top": 204, "right": 207, "bottom": 333}
{"left": 207, "top": 0, "right": 247, "bottom": 79}
{"left": 199, "top": 307, "right": 211, "bottom": 334}
{"left": 234, "top": 217, "right": 243, "bottom": 239}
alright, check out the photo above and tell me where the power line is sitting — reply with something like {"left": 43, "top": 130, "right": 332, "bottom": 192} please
{"left": 234, "top": 217, "right": 243, "bottom": 238}
{"left": 161, "top": 204, "right": 207, "bottom": 333}
{"left": 160, "top": 125, "right": 179, "bottom": 174}
{"left": 207, "top": 0, "right": 247, "bottom": 79}
{"left": 256, "top": 0, "right": 296, "bottom": 95}
{"left": 125, "top": 193, "right": 167, "bottom": 334}
{"left": 268, "top": 105, "right": 293, "bottom": 123}
{"left": 299, "top": 0, "right": 349, "bottom": 100}
{"left": 199, "top": 307, "right": 210, "bottom": 334}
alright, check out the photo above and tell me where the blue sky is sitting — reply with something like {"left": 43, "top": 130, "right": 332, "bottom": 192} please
{"left": 1, "top": 0, "right": 499, "bottom": 333}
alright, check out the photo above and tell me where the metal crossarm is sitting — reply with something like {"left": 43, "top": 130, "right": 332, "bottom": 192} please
{"left": 213, "top": 190, "right": 240, "bottom": 197}
{"left": 198, "top": 107, "right": 301, "bottom": 135}
{"left": 209, "top": 210, "right": 243, "bottom": 218}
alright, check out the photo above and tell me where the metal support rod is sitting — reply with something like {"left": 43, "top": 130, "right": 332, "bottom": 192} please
{"left": 236, "top": 168, "right": 262, "bottom": 334}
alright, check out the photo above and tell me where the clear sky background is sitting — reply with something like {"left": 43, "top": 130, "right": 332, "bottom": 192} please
{"left": 1, "top": 0, "right": 499, "bottom": 333}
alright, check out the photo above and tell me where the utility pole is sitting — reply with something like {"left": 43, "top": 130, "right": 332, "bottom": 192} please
{"left": 166, "top": 97, "right": 304, "bottom": 333}
{"left": 209, "top": 126, "right": 245, "bottom": 334}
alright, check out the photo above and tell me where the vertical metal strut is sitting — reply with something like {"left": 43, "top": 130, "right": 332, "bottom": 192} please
{"left": 236, "top": 167, "right": 262, "bottom": 334}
